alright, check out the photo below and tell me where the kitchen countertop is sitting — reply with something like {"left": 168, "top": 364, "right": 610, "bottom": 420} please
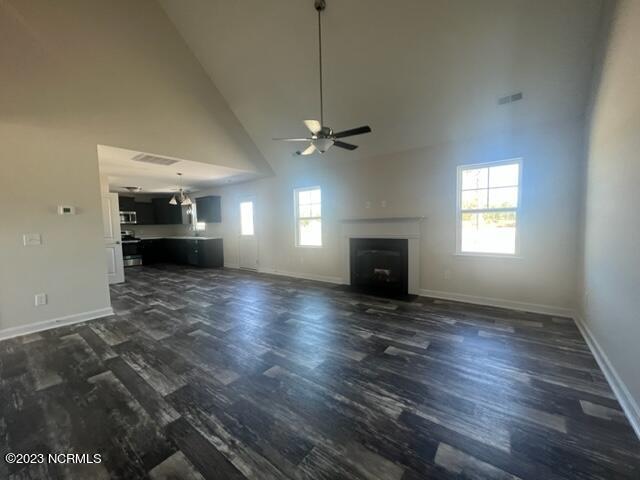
{"left": 137, "top": 236, "right": 222, "bottom": 241}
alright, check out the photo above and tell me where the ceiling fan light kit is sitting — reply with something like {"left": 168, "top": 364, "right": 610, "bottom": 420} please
{"left": 273, "top": 0, "right": 371, "bottom": 156}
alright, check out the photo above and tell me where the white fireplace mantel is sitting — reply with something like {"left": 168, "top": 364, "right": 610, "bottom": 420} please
{"left": 341, "top": 217, "right": 422, "bottom": 294}
{"left": 340, "top": 216, "right": 426, "bottom": 223}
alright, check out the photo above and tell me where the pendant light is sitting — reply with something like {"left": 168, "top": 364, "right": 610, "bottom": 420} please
{"left": 169, "top": 173, "right": 193, "bottom": 206}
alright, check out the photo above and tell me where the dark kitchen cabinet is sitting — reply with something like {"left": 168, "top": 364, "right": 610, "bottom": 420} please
{"left": 195, "top": 196, "right": 221, "bottom": 223}
{"left": 164, "top": 239, "right": 187, "bottom": 264}
{"left": 135, "top": 202, "right": 155, "bottom": 225}
{"left": 160, "top": 238, "right": 223, "bottom": 267}
{"left": 197, "top": 238, "right": 223, "bottom": 267}
{"left": 139, "top": 237, "right": 223, "bottom": 268}
{"left": 185, "top": 239, "right": 223, "bottom": 267}
{"left": 170, "top": 239, "right": 223, "bottom": 267}
{"left": 118, "top": 196, "right": 136, "bottom": 211}
{"left": 152, "top": 198, "right": 182, "bottom": 225}
{"left": 185, "top": 240, "right": 200, "bottom": 266}
{"left": 140, "top": 239, "right": 162, "bottom": 264}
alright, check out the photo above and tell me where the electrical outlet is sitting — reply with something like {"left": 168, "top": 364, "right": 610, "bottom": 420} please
{"left": 365, "top": 201, "right": 371, "bottom": 209}
{"left": 444, "top": 269, "right": 452, "bottom": 280}
{"left": 381, "top": 200, "right": 387, "bottom": 208}
{"left": 35, "top": 293, "right": 47, "bottom": 306}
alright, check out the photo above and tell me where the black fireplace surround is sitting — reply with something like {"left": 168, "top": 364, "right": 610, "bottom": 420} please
{"left": 349, "top": 238, "right": 409, "bottom": 297}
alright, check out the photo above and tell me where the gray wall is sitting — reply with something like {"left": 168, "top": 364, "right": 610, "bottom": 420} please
{"left": 581, "top": 0, "right": 640, "bottom": 429}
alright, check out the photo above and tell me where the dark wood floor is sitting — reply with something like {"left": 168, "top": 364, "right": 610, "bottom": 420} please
{"left": 1, "top": 265, "right": 639, "bottom": 479}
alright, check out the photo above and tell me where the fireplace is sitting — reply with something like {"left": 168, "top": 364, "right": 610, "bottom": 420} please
{"left": 350, "top": 238, "right": 409, "bottom": 297}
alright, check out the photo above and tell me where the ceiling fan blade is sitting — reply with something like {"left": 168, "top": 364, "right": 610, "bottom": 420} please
{"left": 297, "top": 144, "right": 317, "bottom": 156}
{"left": 333, "top": 141, "right": 358, "bottom": 151}
{"left": 273, "top": 137, "right": 312, "bottom": 142}
{"left": 303, "top": 120, "right": 322, "bottom": 134}
{"left": 333, "top": 125, "right": 372, "bottom": 139}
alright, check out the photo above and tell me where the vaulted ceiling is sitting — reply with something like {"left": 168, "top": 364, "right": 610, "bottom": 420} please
{"left": 160, "top": 0, "right": 604, "bottom": 169}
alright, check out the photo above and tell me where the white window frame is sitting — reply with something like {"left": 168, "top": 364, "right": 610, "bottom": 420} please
{"left": 456, "top": 158, "right": 523, "bottom": 257}
{"left": 191, "top": 204, "right": 206, "bottom": 231}
{"left": 240, "top": 199, "right": 255, "bottom": 236}
{"left": 294, "top": 186, "right": 322, "bottom": 248}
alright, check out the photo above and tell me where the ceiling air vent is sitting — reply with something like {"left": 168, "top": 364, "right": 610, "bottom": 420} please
{"left": 498, "top": 92, "right": 524, "bottom": 105}
{"left": 131, "top": 153, "right": 179, "bottom": 166}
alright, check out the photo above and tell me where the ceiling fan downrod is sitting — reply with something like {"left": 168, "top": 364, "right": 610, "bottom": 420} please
{"left": 315, "top": 0, "right": 326, "bottom": 126}
{"left": 271, "top": 0, "right": 371, "bottom": 155}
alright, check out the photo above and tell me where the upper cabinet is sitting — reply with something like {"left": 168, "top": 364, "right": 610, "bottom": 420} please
{"left": 118, "top": 196, "right": 136, "bottom": 211}
{"left": 196, "top": 196, "right": 222, "bottom": 223}
{"left": 135, "top": 202, "right": 155, "bottom": 225}
{"left": 152, "top": 198, "right": 183, "bottom": 225}
{"left": 117, "top": 194, "right": 198, "bottom": 225}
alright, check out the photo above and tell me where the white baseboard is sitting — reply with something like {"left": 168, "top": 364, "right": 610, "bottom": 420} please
{"left": 0, "top": 307, "right": 114, "bottom": 342}
{"left": 573, "top": 313, "right": 640, "bottom": 440}
{"left": 224, "top": 263, "right": 343, "bottom": 284}
{"left": 257, "top": 267, "right": 344, "bottom": 285}
{"left": 419, "top": 288, "right": 574, "bottom": 318}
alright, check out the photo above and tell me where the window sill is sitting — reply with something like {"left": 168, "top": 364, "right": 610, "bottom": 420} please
{"left": 295, "top": 245, "right": 323, "bottom": 249}
{"left": 453, "top": 252, "right": 522, "bottom": 259}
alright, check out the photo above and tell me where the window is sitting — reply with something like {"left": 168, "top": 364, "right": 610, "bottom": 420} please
{"left": 457, "top": 159, "right": 521, "bottom": 255}
{"left": 240, "top": 201, "right": 254, "bottom": 236}
{"left": 295, "top": 186, "right": 322, "bottom": 247}
{"left": 190, "top": 205, "right": 205, "bottom": 231}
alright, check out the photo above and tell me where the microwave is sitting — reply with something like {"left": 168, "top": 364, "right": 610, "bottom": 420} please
{"left": 119, "top": 211, "right": 137, "bottom": 224}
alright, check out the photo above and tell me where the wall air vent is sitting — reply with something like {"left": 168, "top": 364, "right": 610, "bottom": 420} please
{"left": 498, "top": 92, "right": 524, "bottom": 105}
{"left": 131, "top": 153, "right": 180, "bottom": 166}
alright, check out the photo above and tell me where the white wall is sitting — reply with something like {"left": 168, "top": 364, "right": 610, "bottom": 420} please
{"left": 196, "top": 116, "right": 584, "bottom": 313}
{"left": 580, "top": 0, "right": 640, "bottom": 430}
{"left": 0, "top": 0, "right": 266, "bottom": 332}
{"left": 0, "top": 126, "right": 112, "bottom": 331}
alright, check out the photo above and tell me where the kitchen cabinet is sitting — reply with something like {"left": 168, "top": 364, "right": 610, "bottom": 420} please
{"left": 117, "top": 195, "right": 191, "bottom": 225}
{"left": 197, "top": 238, "right": 223, "bottom": 267}
{"left": 163, "top": 238, "right": 186, "bottom": 264}
{"left": 139, "top": 239, "right": 162, "bottom": 264}
{"left": 195, "top": 196, "right": 221, "bottom": 223}
{"left": 144, "top": 238, "right": 223, "bottom": 268}
{"left": 185, "top": 240, "right": 200, "bottom": 266}
{"left": 135, "top": 202, "right": 155, "bottom": 225}
{"left": 184, "top": 238, "right": 223, "bottom": 267}
{"left": 118, "top": 196, "right": 136, "bottom": 211}
{"left": 152, "top": 198, "right": 182, "bottom": 225}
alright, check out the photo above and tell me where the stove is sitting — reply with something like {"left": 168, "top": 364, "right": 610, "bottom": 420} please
{"left": 121, "top": 230, "right": 143, "bottom": 267}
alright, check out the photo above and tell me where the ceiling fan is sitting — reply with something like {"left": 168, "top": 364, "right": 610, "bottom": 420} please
{"left": 273, "top": 0, "right": 371, "bottom": 155}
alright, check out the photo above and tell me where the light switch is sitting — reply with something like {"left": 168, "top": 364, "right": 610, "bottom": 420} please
{"left": 23, "top": 233, "right": 42, "bottom": 246}
{"left": 35, "top": 293, "right": 47, "bottom": 306}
